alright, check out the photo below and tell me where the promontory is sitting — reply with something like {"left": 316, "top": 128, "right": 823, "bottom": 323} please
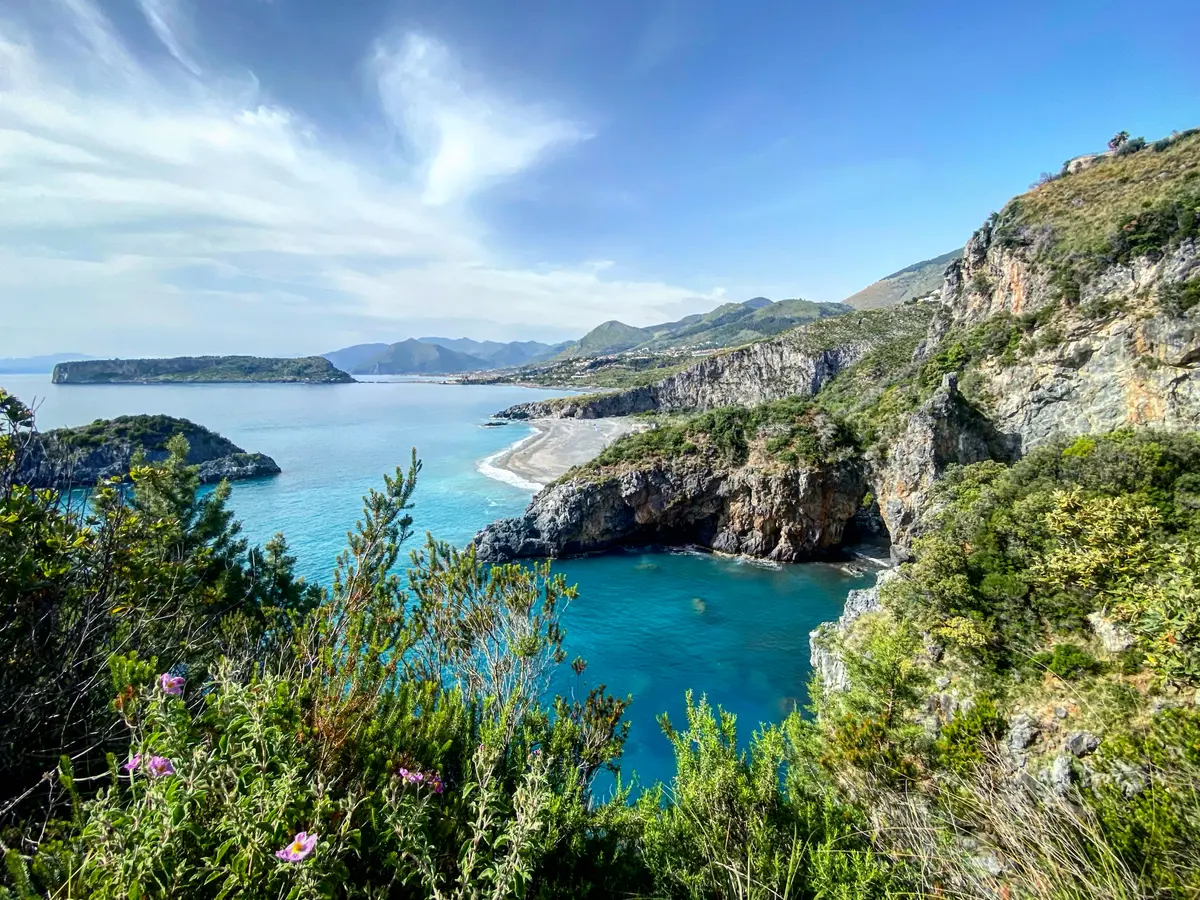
{"left": 15, "top": 414, "right": 281, "bottom": 488}
{"left": 51, "top": 356, "right": 355, "bottom": 385}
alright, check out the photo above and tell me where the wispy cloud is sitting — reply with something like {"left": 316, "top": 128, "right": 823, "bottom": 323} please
{"left": 372, "top": 33, "right": 589, "bottom": 206}
{"left": 0, "top": 0, "right": 716, "bottom": 356}
{"left": 136, "top": 0, "right": 203, "bottom": 75}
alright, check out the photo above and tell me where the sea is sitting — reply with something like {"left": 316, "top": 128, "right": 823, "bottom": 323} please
{"left": 2, "top": 374, "right": 874, "bottom": 790}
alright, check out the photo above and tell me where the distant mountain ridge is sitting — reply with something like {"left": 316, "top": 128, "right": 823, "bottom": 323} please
{"left": 840, "top": 249, "right": 959, "bottom": 310}
{"left": 323, "top": 337, "right": 567, "bottom": 375}
{"left": 558, "top": 297, "right": 853, "bottom": 358}
{"left": 0, "top": 353, "right": 92, "bottom": 373}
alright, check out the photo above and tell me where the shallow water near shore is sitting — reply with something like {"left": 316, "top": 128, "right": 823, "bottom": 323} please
{"left": 3, "top": 374, "right": 872, "bottom": 789}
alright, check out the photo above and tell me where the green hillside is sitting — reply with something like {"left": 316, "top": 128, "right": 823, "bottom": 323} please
{"left": 357, "top": 339, "right": 490, "bottom": 375}
{"left": 841, "top": 249, "right": 960, "bottom": 310}
{"left": 558, "top": 297, "right": 851, "bottom": 358}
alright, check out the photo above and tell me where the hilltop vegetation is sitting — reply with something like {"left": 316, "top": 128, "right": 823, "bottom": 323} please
{"left": 558, "top": 296, "right": 851, "bottom": 358}
{"left": 51, "top": 356, "right": 353, "bottom": 385}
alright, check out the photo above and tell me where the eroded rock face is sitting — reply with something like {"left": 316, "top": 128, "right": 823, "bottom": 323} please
{"left": 474, "top": 456, "right": 867, "bottom": 564}
{"left": 872, "top": 373, "right": 1017, "bottom": 557}
{"left": 809, "top": 567, "right": 897, "bottom": 692}
{"left": 499, "top": 306, "right": 937, "bottom": 420}
{"left": 944, "top": 233, "right": 1200, "bottom": 451}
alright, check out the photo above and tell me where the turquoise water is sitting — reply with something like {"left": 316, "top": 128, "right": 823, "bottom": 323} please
{"left": 3, "top": 374, "right": 870, "bottom": 788}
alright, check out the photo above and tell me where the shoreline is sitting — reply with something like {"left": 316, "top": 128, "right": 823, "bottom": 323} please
{"left": 478, "top": 417, "right": 638, "bottom": 491}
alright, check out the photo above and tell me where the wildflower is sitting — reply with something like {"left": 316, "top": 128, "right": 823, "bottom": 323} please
{"left": 123, "top": 754, "right": 141, "bottom": 773}
{"left": 276, "top": 831, "right": 318, "bottom": 862}
{"left": 398, "top": 765, "right": 444, "bottom": 792}
{"left": 159, "top": 673, "right": 186, "bottom": 696}
{"left": 146, "top": 756, "right": 175, "bottom": 778}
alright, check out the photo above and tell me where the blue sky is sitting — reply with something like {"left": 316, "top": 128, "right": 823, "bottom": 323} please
{"left": 1, "top": 0, "right": 1197, "bottom": 356}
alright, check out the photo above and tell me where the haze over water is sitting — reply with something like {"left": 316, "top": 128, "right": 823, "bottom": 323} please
{"left": 3, "top": 375, "right": 870, "bottom": 788}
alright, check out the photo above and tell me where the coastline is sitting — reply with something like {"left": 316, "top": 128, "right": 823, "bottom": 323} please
{"left": 478, "top": 417, "right": 638, "bottom": 491}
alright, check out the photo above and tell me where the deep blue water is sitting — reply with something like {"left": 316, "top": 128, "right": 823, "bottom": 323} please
{"left": 3, "top": 374, "right": 870, "bottom": 789}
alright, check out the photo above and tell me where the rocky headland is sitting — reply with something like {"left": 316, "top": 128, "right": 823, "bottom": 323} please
{"left": 477, "top": 131, "right": 1200, "bottom": 569}
{"left": 51, "top": 355, "right": 354, "bottom": 384}
{"left": 15, "top": 414, "right": 281, "bottom": 488}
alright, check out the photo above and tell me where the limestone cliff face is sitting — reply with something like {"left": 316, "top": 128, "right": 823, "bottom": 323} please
{"left": 475, "top": 455, "right": 866, "bottom": 563}
{"left": 500, "top": 306, "right": 937, "bottom": 420}
{"left": 942, "top": 229, "right": 1200, "bottom": 450}
{"left": 871, "top": 373, "right": 1017, "bottom": 557}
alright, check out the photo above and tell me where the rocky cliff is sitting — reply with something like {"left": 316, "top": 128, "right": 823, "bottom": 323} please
{"left": 15, "top": 415, "right": 281, "bottom": 488}
{"left": 475, "top": 453, "right": 866, "bottom": 563}
{"left": 939, "top": 234, "right": 1200, "bottom": 451}
{"left": 498, "top": 305, "right": 937, "bottom": 420}
{"left": 51, "top": 356, "right": 354, "bottom": 384}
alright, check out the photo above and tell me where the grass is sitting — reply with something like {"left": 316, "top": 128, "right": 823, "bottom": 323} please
{"left": 995, "top": 128, "right": 1200, "bottom": 264}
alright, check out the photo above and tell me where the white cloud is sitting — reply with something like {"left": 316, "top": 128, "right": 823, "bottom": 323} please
{"left": 0, "top": 0, "right": 717, "bottom": 357}
{"left": 372, "top": 33, "right": 589, "bottom": 206}
{"left": 136, "top": 0, "right": 202, "bottom": 75}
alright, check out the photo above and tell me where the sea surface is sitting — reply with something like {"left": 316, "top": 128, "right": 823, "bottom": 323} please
{"left": 2, "top": 374, "right": 873, "bottom": 789}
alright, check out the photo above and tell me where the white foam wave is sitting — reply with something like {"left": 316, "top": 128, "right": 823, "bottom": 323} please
{"left": 477, "top": 430, "right": 545, "bottom": 493}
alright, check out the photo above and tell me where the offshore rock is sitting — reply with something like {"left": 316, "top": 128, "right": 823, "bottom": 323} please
{"left": 15, "top": 415, "right": 281, "bottom": 489}
{"left": 474, "top": 456, "right": 867, "bottom": 564}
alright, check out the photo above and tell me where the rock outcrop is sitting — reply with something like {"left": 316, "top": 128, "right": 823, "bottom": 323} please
{"left": 871, "top": 373, "right": 1018, "bottom": 557}
{"left": 15, "top": 415, "right": 281, "bottom": 488}
{"left": 809, "top": 567, "right": 897, "bottom": 692}
{"left": 475, "top": 455, "right": 867, "bottom": 563}
{"left": 942, "top": 230, "right": 1200, "bottom": 451}
{"left": 499, "top": 305, "right": 937, "bottom": 420}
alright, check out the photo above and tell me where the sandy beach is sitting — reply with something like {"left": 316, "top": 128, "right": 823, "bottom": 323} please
{"left": 479, "top": 418, "right": 638, "bottom": 491}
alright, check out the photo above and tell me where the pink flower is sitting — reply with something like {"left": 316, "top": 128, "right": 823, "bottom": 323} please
{"left": 123, "top": 754, "right": 141, "bottom": 773}
{"left": 276, "top": 831, "right": 318, "bottom": 862}
{"left": 398, "top": 765, "right": 444, "bottom": 793}
{"left": 146, "top": 756, "right": 175, "bottom": 778}
{"left": 159, "top": 673, "right": 185, "bottom": 696}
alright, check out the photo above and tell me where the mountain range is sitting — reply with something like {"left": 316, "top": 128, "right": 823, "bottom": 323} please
{"left": 559, "top": 297, "right": 853, "bottom": 358}
{"left": 322, "top": 337, "right": 569, "bottom": 376}
{"left": 0, "top": 353, "right": 92, "bottom": 373}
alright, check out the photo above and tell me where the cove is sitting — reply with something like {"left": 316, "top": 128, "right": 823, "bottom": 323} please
{"left": 2, "top": 374, "right": 872, "bottom": 788}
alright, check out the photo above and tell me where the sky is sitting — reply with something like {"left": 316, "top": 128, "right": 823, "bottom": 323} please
{"left": 0, "top": 0, "right": 1197, "bottom": 357}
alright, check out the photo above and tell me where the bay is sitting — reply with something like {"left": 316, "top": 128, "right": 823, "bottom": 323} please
{"left": 2, "top": 374, "right": 870, "bottom": 788}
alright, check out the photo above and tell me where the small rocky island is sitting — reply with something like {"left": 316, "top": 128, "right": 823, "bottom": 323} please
{"left": 16, "top": 414, "right": 281, "bottom": 488}
{"left": 51, "top": 355, "right": 354, "bottom": 385}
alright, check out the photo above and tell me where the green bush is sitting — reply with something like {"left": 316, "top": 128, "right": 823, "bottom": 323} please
{"left": 1033, "top": 643, "right": 1103, "bottom": 679}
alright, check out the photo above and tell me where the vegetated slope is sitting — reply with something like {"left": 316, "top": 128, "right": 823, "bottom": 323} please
{"left": 841, "top": 249, "right": 960, "bottom": 309}
{"left": 558, "top": 320, "right": 651, "bottom": 357}
{"left": 498, "top": 302, "right": 938, "bottom": 420}
{"left": 15, "top": 414, "right": 280, "bottom": 487}
{"left": 51, "top": 356, "right": 354, "bottom": 384}
{"left": 556, "top": 296, "right": 852, "bottom": 358}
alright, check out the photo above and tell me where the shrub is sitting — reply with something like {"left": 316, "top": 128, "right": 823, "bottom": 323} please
{"left": 1034, "top": 643, "right": 1103, "bottom": 679}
